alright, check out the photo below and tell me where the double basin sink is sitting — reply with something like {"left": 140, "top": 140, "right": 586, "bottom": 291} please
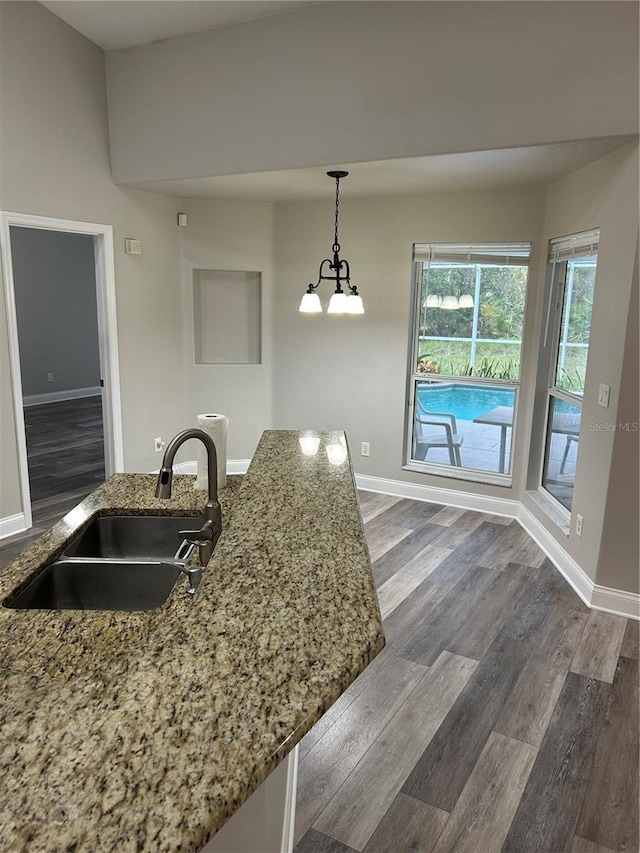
{"left": 4, "top": 515, "right": 205, "bottom": 612}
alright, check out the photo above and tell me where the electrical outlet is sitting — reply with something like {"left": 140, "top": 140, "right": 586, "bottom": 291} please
{"left": 47, "top": 372, "right": 54, "bottom": 383}
{"left": 154, "top": 437, "right": 165, "bottom": 453}
{"left": 575, "top": 514, "right": 583, "bottom": 537}
{"left": 361, "top": 441, "right": 370, "bottom": 457}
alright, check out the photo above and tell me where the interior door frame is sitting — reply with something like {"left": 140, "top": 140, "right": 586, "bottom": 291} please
{"left": 0, "top": 211, "right": 124, "bottom": 530}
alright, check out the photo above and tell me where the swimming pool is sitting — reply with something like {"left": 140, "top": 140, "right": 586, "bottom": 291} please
{"left": 417, "top": 383, "right": 516, "bottom": 422}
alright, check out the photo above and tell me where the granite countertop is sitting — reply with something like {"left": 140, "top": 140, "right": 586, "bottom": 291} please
{"left": 0, "top": 430, "right": 384, "bottom": 852}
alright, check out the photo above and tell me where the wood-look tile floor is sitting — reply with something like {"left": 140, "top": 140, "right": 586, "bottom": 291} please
{"left": 295, "top": 492, "right": 639, "bottom": 853}
{"left": 0, "top": 397, "right": 104, "bottom": 570}
{"left": 24, "top": 395, "right": 105, "bottom": 503}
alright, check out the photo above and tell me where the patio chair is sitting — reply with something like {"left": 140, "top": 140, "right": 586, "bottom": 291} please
{"left": 414, "top": 399, "right": 464, "bottom": 466}
{"left": 559, "top": 433, "right": 578, "bottom": 474}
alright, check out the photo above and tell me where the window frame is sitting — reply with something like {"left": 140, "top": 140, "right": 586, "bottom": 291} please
{"left": 538, "top": 243, "right": 598, "bottom": 516}
{"left": 404, "top": 247, "right": 531, "bottom": 486}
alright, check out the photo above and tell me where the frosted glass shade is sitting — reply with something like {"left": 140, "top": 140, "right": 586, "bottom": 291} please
{"left": 426, "top": 294, "right": 442, "bottom": 308}
{"left": 441, "top": 295, "right": 460, "bottom": 310}
{"left": 346, "top": 294, "right": 365, "bottom": 314}
{"left": 458, "top": 294, "right": 474, "bottom": 308}
{"left": 327, "top": 291, "right": 349, "bottom": 314}
{"left": 299, "top": 291, "right": 322, "bottom": 313}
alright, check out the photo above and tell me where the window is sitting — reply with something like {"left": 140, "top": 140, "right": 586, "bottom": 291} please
{"left": 406, "top": 243, "right": 531, "bottom": 482}
{"left": 540, "top": 231, "right": 598, "bottom": 512}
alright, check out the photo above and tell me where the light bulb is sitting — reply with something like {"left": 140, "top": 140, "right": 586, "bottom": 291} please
{"left": 327, "top": 291, "right": 349, "bottom": 314}
{"left": 346, "top": 293, "right": 365, "bottom": 314}
{"left": 299, "top": 291, "right": 322, "bottom": 313}
{"left": 441, "top": 295, "right": 460, "bottom": 310}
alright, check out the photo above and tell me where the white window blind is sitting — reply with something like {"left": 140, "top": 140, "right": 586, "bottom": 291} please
{"left": 549, "top": 229, "right": 599, "bottom": 262}
{"left": 413, "top": 242, "right": 531, "bottom": 266}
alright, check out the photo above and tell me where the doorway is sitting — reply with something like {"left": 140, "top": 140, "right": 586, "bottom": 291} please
{"left": 0, "top": 212, "right": 123, "bottom": 532}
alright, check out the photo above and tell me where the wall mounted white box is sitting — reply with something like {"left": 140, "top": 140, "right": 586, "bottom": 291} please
{"left": 124, "top": 238, "right": 141, "bottom": 255}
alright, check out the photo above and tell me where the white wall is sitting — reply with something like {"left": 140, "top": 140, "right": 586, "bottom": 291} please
{"left": 105, "top": 1, "right": 639, "bottom": 185}
{"left": 272, "top": 186, "right": 546, "bottom": 498}
{"left": 177, "top": 199, "right": 274, "bottom": 461}
{"left": 523, "top": 144, "right": 639, "bottom": 586}
{"left": 0, "top": 2, "right": 186, "bottom": 518}
{"left": 597, "top": 249, "right": 639, "bottom": 594}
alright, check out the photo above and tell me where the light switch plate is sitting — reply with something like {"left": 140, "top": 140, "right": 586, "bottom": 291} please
{"left": 598, "top": 383, "right": 610, "bottom": 408}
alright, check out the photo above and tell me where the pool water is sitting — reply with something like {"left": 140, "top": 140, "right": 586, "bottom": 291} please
{"left": 417, "top": 384, "right": 516, "bottom": 422}
{"left": 554, "top": 397, "right": 582, "bottom": 415}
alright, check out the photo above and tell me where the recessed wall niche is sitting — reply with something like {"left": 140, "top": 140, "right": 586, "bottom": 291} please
{"left": 193, "top": 269, "right": 262, "bottom": 364}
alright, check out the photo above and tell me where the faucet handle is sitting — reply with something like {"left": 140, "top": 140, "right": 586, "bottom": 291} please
{"left": 178, "top": 526, "right": 213, "bottom": 545}
{"left": 162, "top": 560, "right": 203, "bottom": 596}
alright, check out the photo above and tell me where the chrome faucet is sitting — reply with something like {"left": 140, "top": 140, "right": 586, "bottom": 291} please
{"left": 155, "top": 428, "right": 223, "bottom": 569}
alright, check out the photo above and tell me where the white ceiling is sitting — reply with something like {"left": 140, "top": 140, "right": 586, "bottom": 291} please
{"left": 42, "top": 0, "right": 639, "bottom": 51}
{"left": 41, "top": 0, "right": 316, "bottom": 50}
{"left": 127, "top": 138, "right": 635, "bottom": 202}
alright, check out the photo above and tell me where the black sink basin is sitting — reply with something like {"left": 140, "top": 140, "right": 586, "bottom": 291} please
{"left": 5, "top": 559, "right": 181, "bottom": 611}
{"left": 64, "top": 514, "right": 205, "bottom": 560}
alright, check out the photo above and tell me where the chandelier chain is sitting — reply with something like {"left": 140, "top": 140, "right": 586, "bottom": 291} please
{"left": 333, "top": 175, "right": 340, "bottom": 252}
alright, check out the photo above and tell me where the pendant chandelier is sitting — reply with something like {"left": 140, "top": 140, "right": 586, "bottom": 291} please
{"left": 425, "top": 293, "right": 474, "bottom": 310}
{"left": 299, "top": 171, "right": 364, "bottom": 315}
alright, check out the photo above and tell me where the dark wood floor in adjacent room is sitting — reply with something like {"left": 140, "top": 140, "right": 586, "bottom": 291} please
{"left": 295, "top": 492, "right": 639, "bottom": 853}
{"left": 24, "top": 395, "right": 105, "bottom": 503}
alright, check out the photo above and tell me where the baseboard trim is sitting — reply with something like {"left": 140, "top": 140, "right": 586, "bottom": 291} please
{"left": 23, "top": 387, "right": 102, "bottom": 407}
{"left": 590, "top": 585, "right": 640, "bottom": 620}
{"left": 228, "top": 459, "right": 251, "bottom": 475}
{"left": 355, "top": 473, "right": 639, "bottom": 620}
{"left": 516, "top": 504, "right": 592, "bottom": 607}
{"left": 171, "top": 461, "right": 196, "bottom": 475}
{"left": 155, "top": 460, "right": 251, "bottom": 476}
{"left": 355, "top": 473, "right": 519, "bottom": 519}
{"left": 0, "top": 512, "right": 27, "bottom": 540}
{"left": 516, "top": 505, "right": 640, "bottom": 619}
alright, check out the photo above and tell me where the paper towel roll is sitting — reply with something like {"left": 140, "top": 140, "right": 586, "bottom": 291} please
{"left": 195, "top": 414, "right": 228, "bottom": 491}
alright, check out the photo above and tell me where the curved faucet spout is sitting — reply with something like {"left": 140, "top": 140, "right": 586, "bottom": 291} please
{"left": 155, "top": 428, "right": 222, "bottom": 566}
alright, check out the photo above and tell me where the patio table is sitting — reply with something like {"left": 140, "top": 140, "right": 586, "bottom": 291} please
{"left": 473, "top": 406, "right": 581, "bottom": 475}
{"left": 472, "top": 406, "right": 514, "bottom": 474}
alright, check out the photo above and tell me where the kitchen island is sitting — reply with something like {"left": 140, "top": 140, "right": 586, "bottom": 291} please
{"left": 0, "top": 430, "right": 384, "bottom": 852}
